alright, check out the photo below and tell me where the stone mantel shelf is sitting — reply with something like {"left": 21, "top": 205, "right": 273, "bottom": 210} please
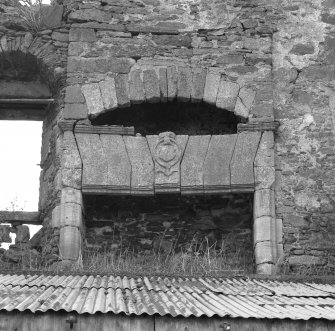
{"left": 76, "top": 131, "right": 261, "bottom": 195}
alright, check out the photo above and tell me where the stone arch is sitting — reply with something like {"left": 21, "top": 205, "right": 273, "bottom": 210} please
{"left": 65, "top": 64, "right": 257, "bottom": 123}
{"left": 0, "top": 33, "right": 64, "bottom": 96}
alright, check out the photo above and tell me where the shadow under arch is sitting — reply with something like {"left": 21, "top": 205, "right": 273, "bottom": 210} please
{"left": 91, "top": 101, "right": 242, "bottom": 136}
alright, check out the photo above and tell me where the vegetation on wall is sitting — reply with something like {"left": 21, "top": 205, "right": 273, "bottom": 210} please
{"left": 16, "top": 0, "right": 44, "bottom": 34}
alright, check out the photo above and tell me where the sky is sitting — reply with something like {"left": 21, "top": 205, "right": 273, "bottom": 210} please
{"left": 0, "top": 121, "right": 43, "bottom": 245}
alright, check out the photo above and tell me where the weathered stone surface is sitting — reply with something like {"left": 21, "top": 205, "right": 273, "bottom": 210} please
{"left": 81, "top": 83, "right": 105, "bottom": 117}
{"left": 254, "top": 132, "right": 274, "bottom": 167}
{"left": 203, "top": 73, "right": 220, "bottom": 105}
{"left": 177, "top": 66, "right": 192, "bottom": 102}
{"left": 257, "top": 263, "right": 274, "bottom": 275}
{"left": 51, "top": 206, "right": 61, "bottom": 228}
{"left": 290, "top": 43, "right": 315, "bottom": 55}
{"left": 143, "top": 69, "right": 160, "bottom": 103}
{"left": 254, "top": 166, "right": 275, "bottom": 190}
{"left": 254, "top": 189, "right": 275, "bottom": 219}
{"left": 181, "top": 135, "right": 211, "bottom": 194}
{"left": 0, "top": 81, "right": 51, "bottom": 99}
{"left": 51, "top": 31, "right": 69, "bottom": 42}
{"left": 254, "top": 216, "right": 272, "bottom": 244}
{"left": 191, "top": 67, "right": 206, "bottom": 103}
{"left": 75, "top": 133, "right": 108, "bottom": 190}
{"left": 230, "top": 132, "right": 261, "bottom": 191}
{"left": 62, "top": 131, "right": 82, "bottom": 170}
{"left": 68, "top": 9, "right": 112, "bottom": 23}
{"left": 65, "top": 85, "right": 85, "bottom": 104}
{"left": 167, "top": 66, "right": 178, "bottom": 101}
{"left": 159, "top": 67, "right": 168, "bottom": 102}
{"left": 62, "top": 169, "right": 82, "bottom": 190}
{"left": 216, "top": 79, "right": 240, "bottom": 112}
{"left": 115, "top": 74, "right": 130, "bottom": 108}
{"left": 152, "top": 34, "right": 192, "bottom": 47}
{"left": 60, "top": 203, "right": 83, "bottom": 228}
{"left": 234, "top": 87, "right": 256, "bottom": 118}
{"left": 129, "top": 69, "right": 145, "bottom": 104}
{"left": 0, "top": 225, "right": 11, "bottom": 243}
{"left": 203, "top": 134, "right": 237, "bottom": 193}
{"left": 40, "top": 5, "right": 63, "bottom": 29}
{"left": 100, "top": 135, "right": 131, "bottom": 194}
{"left": 123, "top": 136, "right": 154, "bottom": 195}
{"left": 69, "top": 28, "right": 96, "bottom": 42}
{"left": 147, "top": 133, "right": 188, "bottom": 193}
{"left": 15, "top": 225, "right": 30, "bottom": 243}
{"left": 99, "top": 79, "right": 118, "bottom": 110}
{"left": 59, "top": 226, "right": 81, "bottom": 261}
{"left": 61, "top": 187, "right": 82, "bottom": 205}
{"left": 289, "top": 255, "right": 326, "bottom": 266}
{"left": 64, "top": 103, "right": 88, "bottom": 120}
{"left": 254, "top": 241, "right": 274, "bottom": 264}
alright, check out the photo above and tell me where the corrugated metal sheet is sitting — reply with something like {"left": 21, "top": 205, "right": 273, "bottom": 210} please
{"left": 0, "top": 274, "right": 334, "bottom": 320}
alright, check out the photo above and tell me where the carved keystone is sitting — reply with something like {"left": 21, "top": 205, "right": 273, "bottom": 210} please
{"left": 147, "top": 132, "right": 188, "bottom": 193}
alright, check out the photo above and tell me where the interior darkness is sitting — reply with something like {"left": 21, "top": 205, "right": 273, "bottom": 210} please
{"left": 91, "top": 102, "right": 240, "bottom": 135}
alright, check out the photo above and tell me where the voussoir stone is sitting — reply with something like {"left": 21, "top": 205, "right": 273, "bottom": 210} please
{"left": 65, "top": 85, "right": 85, "bottom": 104}
{"left": 129, "top": 69, "right": 145, "bottom": 104}
{"left": 167, "top": 66, "right": 178, "bottom": 101}
{"left": 81, "top": 83, "right": 105, "bottom": 117}
{"left": 216, "top": 79, "right": 240, "bottom": 112}
{"left": 177, "top": 66, "right": 192, "bottom": 102}
{"left": 115, "top": 74, "right": 130, "bottom": 108}
{"left": 64, "top": 103, "right": 88, "bottom": 120}
{"left": 191, "top": 67, "right": 207, "bottom": 103}
{"left": 99, "top": 79, "right": 118, "bottom": 110}
{"left": 159, "top": 67, "right": 168, "bottom": 102}
{"left": 203, "top": 72, "right": 221, "bottom": 105}
{"left": 143, "top": 69, "right": 160, "bottom": 103}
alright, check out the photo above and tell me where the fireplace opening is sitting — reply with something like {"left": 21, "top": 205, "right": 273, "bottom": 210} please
{"left": 91, "top": 102, "right": 240, "bottom": 136}
{"left": 83, "top": 193, "right": 254, "bottom": 271}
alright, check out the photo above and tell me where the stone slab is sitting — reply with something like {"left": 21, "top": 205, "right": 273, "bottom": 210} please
{"left": 81, "top": 83, "right": 105, "bottom": 117}
{"left": 203, "top": 73, "right": 221, "bottom": 105}
{"left": 69, "top": 28, "right": 96, "bottom": 42}
{"left": 230, "top": 131, "right": 261, "bottom": 191}
{"left": 115, "top": 74, "right": 130, "bottom": 108}
{"left": 100, "top": 134, "right": 131, "bottom": 194}
{"left": 203, "top": 134, "right": 237, "bottom": 193}
{"left": 143, "top": 69, "right": 160, "bottom": 103}
{"left": 181, "top": 135, "right": 211, "bottom": 194}
{"left": 191, "top": 67, "right": 207, "bottom": 103}
{"left": 216, "top": 79, "right": 240, "bottom": 112}
{"left": 99, "top": 79, "right": 118, "bottom": 110}
{"left": 129, "top": 69, "right": 145, "bottom": 104}
{"left": 123, "top": 136, "right": 154, "bottom": 195}
{"left": 167, "top": 66, "right": 178, "bottom": 101}
{"left": 177, "top": 66, "right": 192, "bottom": 102}
{"left": 75, "top": 133, "right": 108, "bottom": 191}
{"left": 147, "top": 133, "right": 188, "bottom": 193}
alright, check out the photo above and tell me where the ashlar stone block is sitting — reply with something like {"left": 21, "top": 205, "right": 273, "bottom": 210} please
{"left": 143, "top": 69, "right": 160, "bottom": 103}
{"left": 59, "top": 226, "right": 81, "bottom": 261}
{"left": 254, "top": 189, "right": 275, "bottom": 219}
{"left": 99, "top": 79, "right": 118, "bottom": 110}
{"left": 216, "top": 79, "right": 240, "bottom": 112}
{"left": 254, "top": 241, "right": 274, "bottom": 264}
{"left": 254, "top": 166, "right": 275, "bottom": 190}
{"left": 64, "top": 103, "right": 88, "bottom": 120}
{"left": 203, "top": 72, "right": 221, "bottom": 105}
{"left": 60, "top": 203, "right": 83, "bottom": 228}
{"left": 253, "top": 216, "right": 272, "bottom": 245}
{"left": 81, "top": 83, "right": 105, "bottom": 117}
{"left": 254, "top": 131, "right": 275, "bottom": 167}
{"left": 65, "top": 85, "right": 85, "bottom": 104}
{"left": 61, "top": 187, "right": 83, "bottom": 205}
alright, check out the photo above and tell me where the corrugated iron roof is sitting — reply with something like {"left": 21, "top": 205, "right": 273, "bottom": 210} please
{"left": 0, "top": 273, "right": 334, "bottom": 320}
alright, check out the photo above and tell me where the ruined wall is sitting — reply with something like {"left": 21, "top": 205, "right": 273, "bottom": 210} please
{"left": 273, "top": 0, "right": 335, "bottom": 273}
{"left": 1, "top": 0, "right": 335, "bottom": 273}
